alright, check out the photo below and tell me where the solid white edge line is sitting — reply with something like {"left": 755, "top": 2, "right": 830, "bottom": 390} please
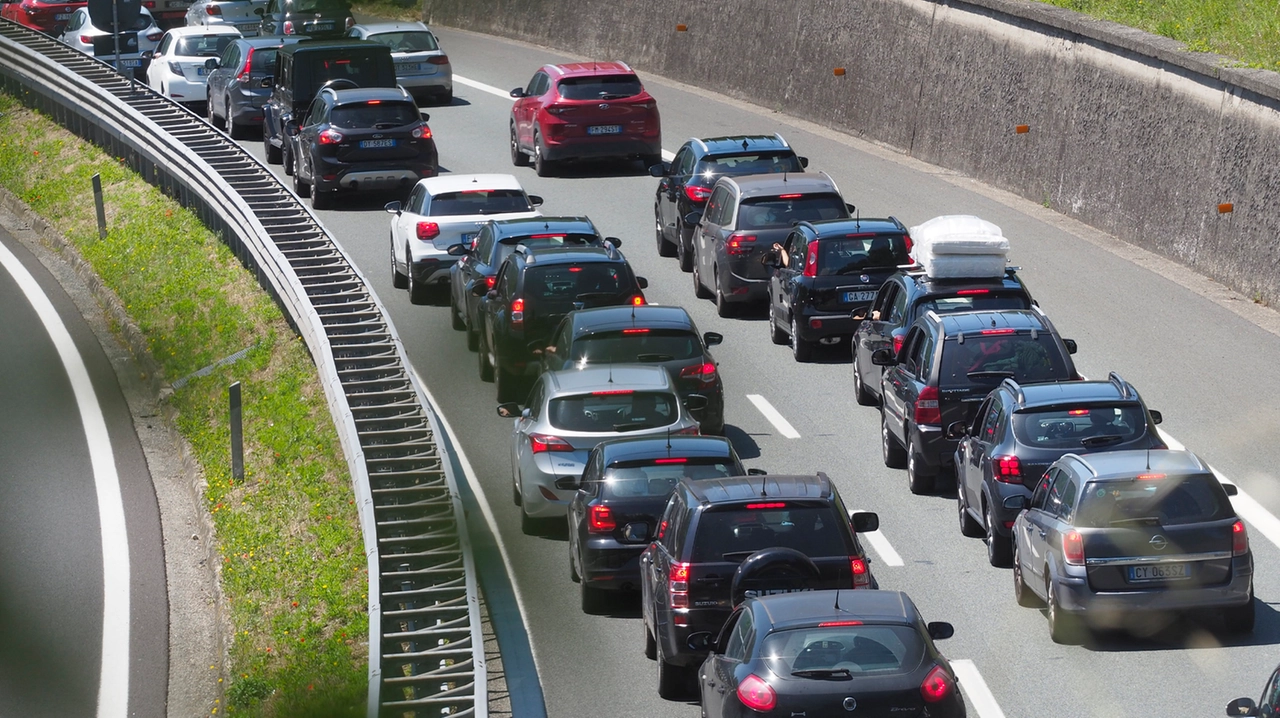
{"left": 453, "top": 74, "right": 516, "bottom": 100}
{"left": 1158, "top": 428, "right": 1280, "bottom": 551}
{"left": 0, "top": 241, "right": 130, "bottom": 718}
{"left": 745, "top": 394, "right": 800, "bottom": 439}
{"left": 950, "top": 659, "right": 1008, "bottom": 718}
{"left": 851, "top": 512, "right": 904, "bottom": 567}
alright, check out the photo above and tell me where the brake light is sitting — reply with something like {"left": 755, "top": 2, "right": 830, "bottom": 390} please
{"left": 921, "top": 665, "right": 952, "bottom": 703}
{"left": 412, "top": 125, "right": 432, "bottom": 139}
{"left": 818, "top": 620, "right": 864, "bottom": 627}
{"left": 993, "top": 455, "right": 1021, "bottom": 483}
{"left": 146, "top": 31, "right": 162, "bottom": 41}
{"left": 282, "top": 19, "right": 293, "bottom": 34}
{"left": 672, "top": 425, "right": 700, "bottom": 436}
{"left": 622, "top": 328, "right": 649, "bottom": 334}
{"left": 653, "top": 458, "right": 687, "bottom": 464}
{"left": 956, "top": 288, "right": 989, "bottom": 295}
{"left": 484, "top": 275, "right": 496, "bottom": 290}
{"left": 980, "top": 328, "right": 1016, "bottom": 335}
{"left": 236, "top": 47, "right": 253, "bottom": 80}
{"left": 631, "top": 294, "right": 646, "bottom": 306}
{"left": 592, "top": 389, "right": 634, "bottom": 396}
{"left": 914, "top": 385, "right": 941, "bottom": 426}
{"left": 850, "top": 557, "right": 871, "bottom": 587}
{"left": 1232, "top": 520, "right": 1248, "bottom": 557}
{"left": 657, "top": 520, "right": 667, "bottom": 539}
{"left": 510, "top": 297, "right": 524, "bottom": 327}
{"left": 80, "top": 34, "right": 93, "bottom": 43}
{"left": 683, "top": 185, "right": 712, "bottom": 203}
{"left": 802, "top": 240, "right": 818, "bottom": 278}
{"left": 903, "top": 235, "right": 913, "bottom": 254}
{"left": 679, "top": 362, "right": 717, "bottom": 384}
{"left": 746, "top": 502, "right": 786, "bottom": 510}
{"left": 1063, "top": 530, "right": 1084, "bottom": 566}
{"left": 427, "top": 55, "right": 450, "bottom": 65}
{"left": 1068, "top": 409, "right": 1089, "bottom": 416}
{"left": 669, "top": 562, "right": 690, "bottom": 608}
{"left": 778, "top": 193, "right": 802, "bottom": 199}
{"left": 204, "top": 3, "right": 221, "bottom": 13}
{"left": 726, "top": 232, "right": 756, "bottom": 256}
{"left": 892, "top": 333, "right": 904, "bottom": 355}
{"left": 366, "top": 100, "right": 382, "bottom": 105}
{"left": 529, "top": 433, "right": 572, "bottom": 453}
{"left": 588, "top": 505, "right": 616, "bottom": 533}
{"left": 1135, "top": 473, "right": 1165, "bottom": 480}
{"left": 737, "top": 675, "right": 776, "bottom": 712}
{"left": 317, "top": 129, "right": 343, "bottom": 145}
{"left": 415, "top": 222, "right": 440, "bottom": 240}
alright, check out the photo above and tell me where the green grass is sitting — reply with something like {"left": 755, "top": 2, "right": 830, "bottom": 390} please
{"left": 1038, "top": 0, "right": 1280, "bottom": 69}
{"left": 352, "top": 0, "right": 420, "bottom": 23}
{"left": 0, "top": 92, "right": 367, "bottom": 717}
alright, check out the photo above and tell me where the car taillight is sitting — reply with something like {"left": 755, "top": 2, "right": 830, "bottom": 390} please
{"left": 236, "top": 47, "right": 253, "bottom": 80}
{"left": 427, "top": 54, "right": 449, "bottom": 65}
{"left": 167, "top": 61, "right": 183, "bottom": 75}
{"left": 545, "top": 104, "right": 569, "bottom": 115}
{"left": 683, "top": 185, "right": 711, "bottom": 204}
{"left": 412, "top": 125, "right": 432, "bottom": 139}
{"left": 850, "top": 557, "right": 871, "bottom": 588}
{"left": 914, "top": 385, "right": 941, "bottom": 426}
{"left": 510, "top": 297, "right": 524, "bottom": 326}
{"left": 204, "top": 3, "right": 221, "bottom": 13}
{"left": 993, "top": 455, "right": 1021, "bottom": 483}
{"left": 802, "top": 240, "right": 819, "bottom": 278}
{"left": 589, "top": 505, "right": 616, "bottom": 533}
{"left": 80, "top": 34, "right": 93, "bottom": 43}
{"left": 672, "top": 425, "right": 700, "bottom": 436}
{"left": 484, "top": 275, "right": 496, "bottom": 290}
{"left": 529, "top": 433, "right": 572, "bottom": 453}
{"left": 726, "top": 232, "right": 756, "bottom": 256}
{"left": 1063, "top": 530, "right": 1084, "bottom": 566}
{"left": 146, "top": 31, "right": 163, "bottom": 41}
{"left": 669, "top": 562, "right": 690, "bottom": 608}
{"left": 920, "top": 665, "right": 952, "bottom": 703}
{"left": 904, "top": 235, "right": 913, "bottom": 254}
{"left": 892, "top": 333, "right": 904, "bottom": 356}
{"left": 679, "top": 362, "right": 717, "bottom": 384}
{"left": 282, "top": 20, "right": 294, "bottom": 34}
{"left": 631, "top": 294, "right": 645, "bottom": 306}
{"left": 415, "top": 221, "right": 440, "bottom": 240}
{"left": 318, "top": 129, "right": 343, "bottom": 145}
{"left": 1232, "top": 520, "right": 1248, "bottom": 557}
{"left": 737, "top": 675, "right": 777, "bottom": 712}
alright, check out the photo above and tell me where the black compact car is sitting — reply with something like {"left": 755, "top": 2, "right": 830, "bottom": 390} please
{"left": 852, "top": 266, "right": 1035, "bottom": 407}
{"left": 261, "top": 39, "right": 397, "bottom": 165}
{"left": 205, "top": 37, "right": 301, "bottom": 140}
{"left": 874, "top": 308, "right": 1080, "bottom": 494}
{"left": 286, "top": 86, "right": 437, "bottom": 209}
{"left": 473, "top": 243, "right": 648, "bottom": 402}
{"left": 568, "top": 435, "right": 754, "bottom": 612}
{"left": 688, "top": 590, "right": 965, "bottom": 718}
{"left": 640, "top": 474, "right": 880, "bottom": 699}
{"left": 1227, "top": 661, "right": 1280, "bottom": 717}
{"left": 539, "top": 305, "right": 726, "bottom": 434}
{"left": 258, "top": 0, "right": 352, "bottom": 38}
{"left": 1009, "top": 449, "right": 1254, "bottom": 643}
{"left": 952, "top": 373, "right": 1166, "bottom": 567}
{"left": 764, "top": 217, "right": 910, "bottom": 360}
{"left": 652, "top": 134, "right": 808, "bottom": 270}
{"left": 449, "top": 216, "right": 611, "bottom": 351}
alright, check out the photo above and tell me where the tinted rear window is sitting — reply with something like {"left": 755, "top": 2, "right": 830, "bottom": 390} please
{"left": 698, "top": 152, "right": 803, "bottom": 176}
{"left": 571, "top": 329, "right": 702, "bottom": 362}
{"left": 305, "top": 53, "right": 391, "bottom": 96}
{"left": 1076, "top": 475, "right": 1232, "bottom": 528}
{"left": 494, "top": 234, "right": 598, "bottom": 265}
{"left": 366, "top": 30, "right": 438, "bottom": 52}
{"left": 329, "top": 101, "right": 418, "bottom": 128}
{"left": 250, "top": 48, "right": 279, "bottom": 73}
{"left": 939, "top": 333, "right": 1071, "bottom": 388}
{"left": 1013, "top": 405, "right": 1146, "bottom": 449}
{"left": 557, "top": 74, "right": 642, "bottom": 100}
{"left": 601, "top": 460, "right": 737, "bottom": 498}
{"left": 526, "top": 263, "right": 633, "bottom": 304}
{"left": 175, "top": 35, "right": 236, "bottom": 57}
{"left": 914, "top": 292, "right": 1030, "bottom": 316}
{"left": 738, "top": 194, "right": 847, "bottom": 230}
{"left": 814, "top": 235, "right": 910, "bottom": 275}
{"left": 762, "top": 625, "right": 924, "bottom": 676}
{"left": 547, "top": 391, "right": 678, "bottom": 432}
{"left": 691, "top": 505, "right": 847, "bottom": 562}
{"left": 428, "top": 190, "right": 531, "bottom": 216}
{"left": 292, "top": 0, "right": 349, "bottom": 12}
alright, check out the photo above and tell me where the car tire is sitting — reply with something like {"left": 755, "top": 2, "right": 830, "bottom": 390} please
{"left": 1012, "top": 541, "right": 1043, "bottom": 608}
{"left": 676, "top": 222, "right": 693, "bottom": 273}
{"left": 768, "top": 300, "right": 788, "bottom": 345}
{"left": 465, "top": 314, "right": 479, "bottom": 351}
{"left": 580, "top": 581, "right": 607, "bottom": 614}
{"left": 656, "top": 639, "right": 689, "bottom": 701}
{"left": 986, "top": 501, "right": 1013, "bottom": 567}
{"left": 391, "top": 238, "right": 408, "bottom": 289}
{"left": 533, "top": 133, "right": 554, "bottom": 177}
{"left": 263, "top": 125, "right": 281, "bottom": 163}
{"left": 477, "top": 331, "right": 495, "bottom": 382}
{"left": 450, "top": 292, "right": 466, "bottom": 330}
{"left": 906, "top": 436, "right": 934, "bottom": 495}
{"left": 228, "top": 101, "right": 249, "bottom": 139}
{"left": 655, "top": 207, "right": 676, "bottom": 257}
{"left": 692, "top": 259, "right": 712, "bottom": 299}
{"left": 569, "top": 546, "right": 580, "bottom": 582}
{"left": 495, "top": 365, "right": 519, "bottom": 403}
{"left": 881, "top": 408, "right": 907, "bottom": 469}
{"left": 958, "top": 483, "right": 984, "bottom": 538}
{"left": 790, "top": 315, "right": 813, "bottom": 362}
{"left": 309, "top": 177, "right": 332, "bottom": 210}
{"left": 439, "top": 89, "right": 453, "bottom": 105}
{"left": 1047, "top": 577, "right": 1084, "bottom": 644}
{"left": 1223, "top": 595, "right": 1256, "bottom": 635}
{"left": 714, "top": 270, "right": 736, "bottom": 318}
{"left": 292, "top": 167, "right": 310, "bottom": 197}
{"left": 207, "top": 93, "right": 224, "bottom": 130}
{"left": 511, "top": 468, "right": 522, "bottom": 506}
{"left": 282, "top": 144, "right": 294, "bottom": 176}
{"left": 408, "top": 256, "right": 431, "bottom": 305}
{"left": 853, "top": 357, "right": 878, "bottom": 406}
{"left": 510, "top": 123, "right": 528, "bottom": 167}
{"left": 643, "top": 622, "right": 657, "bottom": 660}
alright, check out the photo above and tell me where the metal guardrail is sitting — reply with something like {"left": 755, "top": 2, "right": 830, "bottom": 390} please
{"left": 0, "top": 19, "right": 485, "bottom": 717}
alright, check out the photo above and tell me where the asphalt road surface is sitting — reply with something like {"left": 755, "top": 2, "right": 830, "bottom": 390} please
{"left": 233, "top": 25, "right": 1280, "bottom": 717}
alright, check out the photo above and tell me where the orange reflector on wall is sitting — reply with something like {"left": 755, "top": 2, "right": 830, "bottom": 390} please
{"left": 833, "top": 67, "right": 846, "bottom": 76}
{"left": 675, "top": 23, "right": 687, "bottom": 31}
{"left": 1218, "top": 203, "right": 1234, "bottom": 214}
{"left": 1015, "top": 124, "right": 1030, "bottom": 134}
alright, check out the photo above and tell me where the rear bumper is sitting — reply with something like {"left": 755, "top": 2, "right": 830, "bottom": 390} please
{"left": 410, "top": 256, "right": 458, "bottom": 285}
{"left": 398, "top": 74, "right": 452, "bottom": 93}
{"left": 793, "top": 308, "right": 862, "bottom": 343}
{"left": 1054, "top": 559, "right": 1254, "bottom": 619}
{"left": 161, "top": 76, "right": 209, "bottom": 104}
{"left": 580, "top": 542, "right": 646, "bottom": 590}
{"left": 313, "top": 158, "right": 438, "bottom": 193}
{"left": 543, "top": 136, "right": 662, "bottom": 162}
{"left": 908, "top": 423, "right": 954, "bottom": 472}
{"left": 719, "top": 264, "right": 770, "bottom": 303}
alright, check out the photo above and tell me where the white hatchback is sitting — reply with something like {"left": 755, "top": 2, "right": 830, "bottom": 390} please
{"left": 385, "top": 174, "right": 543, "bottom": 304}
{"left": 145, "top": 25, "right": 242, "bottom": 108}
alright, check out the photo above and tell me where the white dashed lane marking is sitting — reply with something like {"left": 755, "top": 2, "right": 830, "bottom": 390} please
{"left": 745, "top": 394, "right": 801, "bottom": 439}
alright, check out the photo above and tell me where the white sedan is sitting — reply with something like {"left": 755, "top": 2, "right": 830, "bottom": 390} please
{"left": 385, "top": 174, "right": 543, "bottom": 304}
{"left": 145, "top": 25, "right": 242, "bottom": 109}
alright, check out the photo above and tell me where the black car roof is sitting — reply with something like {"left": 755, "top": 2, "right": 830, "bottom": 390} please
{"left": 328, "top": 87, "right": 411, "bottom": 103}
{"left": 934, "top": 309, "right": 1048, "bottom": 335}
{"left": 519, "top": 245, "right": 623, "bottom": 265}
{"left": 683, "top": 474, "right": 833, "bottom": 504}
{"left": 279, "top": 39, "right": 382, "bottom": 55}
{"left": 598, "top": 435, "right": 735, "bottom": 464}
{"left": 492, "top": 216, "right": 598, "bottom": 237}
{"left": 568, "top": 305, "right": 693, "bottom": 334}
{"left": 800, "top": 218, "right": 906, "bottom": 237}
{"left": 694, "top": 134, "right": 793, "bottom": 156}
{"left": 755, "top": 589, "right": 921, "bottom": 631}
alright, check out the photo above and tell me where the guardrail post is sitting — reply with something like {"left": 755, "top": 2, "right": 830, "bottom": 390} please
{"left": 229, "top": 381, "right": 243, "bottom": 481}
{"left": 92, "top": 172, "right": 107, "bottom": 240}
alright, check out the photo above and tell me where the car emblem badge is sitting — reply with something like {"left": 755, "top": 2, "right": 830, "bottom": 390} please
{"left": 1150, "top": 535, "right": 1168, "bottom": 550}
{"left": 843, "top": 697, "right": 857, "bottom": 711}
{"left": 860, "top": 274, "right": 870, "bottom": 283}
{"left": 372, "top": 133, "right": 383, "bottom": 139}
{"left": 599, "top": 103, "right": 609, "bottom": 109}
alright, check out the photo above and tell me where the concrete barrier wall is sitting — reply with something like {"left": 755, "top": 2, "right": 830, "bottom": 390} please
{"left": 423, "top": 0, "right": 1280, "bottom": 306}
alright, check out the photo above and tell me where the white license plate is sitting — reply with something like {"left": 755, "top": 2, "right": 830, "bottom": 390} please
{"left": 1128, "top": 563, "right": 1191, "bottom": 582}
{"left": 359, "top": 138, "right": 396, "bottom": 149}
{"left": 587, "top": 124, "right": 622, "bottom": 135}
{"left": 460, "top": 232, "right": 476, "bottom": 242}
{"left": 396, "top": 62, "right": 421, "bottom": 73}
{"left": 843, "top": 290, "right": 876, "bottom": 303}
{"left": 55, "top": 12, "right": 71, "bottom": 19}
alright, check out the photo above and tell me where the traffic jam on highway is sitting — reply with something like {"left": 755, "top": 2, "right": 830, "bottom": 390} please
{"left": 21, "top": 1, "right": 1279, "bottom": 713}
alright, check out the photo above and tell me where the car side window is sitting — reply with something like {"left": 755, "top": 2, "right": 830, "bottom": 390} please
{"left": 970, "top": 397, "right": 993, "bottom": 435}
{"left": 871, "top": 283, "right": 896, "bottom": 320}
{"left": 979, "top": 396, "right": 1001, "bottom": 441}
{"left": 901, "top": 330, "right": 923, "bottom": 376}
{"left": 671, "top": 147, "right": 693, "bottom": 177}
{"left": 889, "top": 285, "right": 909, "bottom": 323}
{"left": 475, "top": 227, "right": 494, "bottom": 262}
{"left": 221, "top": 43, "right": 238, "bottom": 68}
{"left": 499, "top": 262, "right": 519, "bottom": 299}
{"left": 724, "top": 608, "right": 754, "bottom": 661}
{"left": 1263, "top": 669, "right": 1280, "bottom": 709}
{"left": 704, "top": 186, "right": 728, "bottom": 226}
{"left": 268, "top": 0, "right": 280, "bottom": 13}
{"left": 1057, "top": 474, "right": 1079, "bottom": 522}
{"left": 67, "top": 11, "right": 84, "bottom": 31}
{"left": 525, "top": 380, "right": 544, "bottom": 418}
{"left": 406, "top": 185, "right": 426, "bottom": 215}
{"left": 719, "top": 194, "right": 738, "bottom": 228}
{"left": 783, "top": 231, "right": 807, "bottom": 271}
{"left": 1031, "top": 469, "right": 1056, "bottom": 511}
{"left": 303, "top": 97, "right": 325, "bottom": 126}
{"left": 554, "top": 324, "right": 573, "bottom": 361}
{"left": 1046, "top": 469, "right": 1072, "bottom": 519}
{"left": 917, "top": 331, "right": 937, "bottom": 380}
{"left": 659, "top": 495, "right": 684, "bottom": 553}
{"left": 157, "top": 33, "right": 172, "bottom": 55}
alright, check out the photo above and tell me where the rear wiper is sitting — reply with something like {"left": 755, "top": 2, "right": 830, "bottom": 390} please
{"left": 834, "top": 265, "right": 867, "bottom": 275}
{"left": 614, "top": 421, "right": 657, "bottom": 432}
{"left": 636, "top": 353, "right": 673, "bottom": 362}
{"left": 967, "top": 370, "right": 1016, "bottom": 380}
{"left": 598, "top": 93, "right": 629, "bottom": 100}
{"left": 791, "top": 668, "right": 852, "bottom": 681}
{"left": 373, "top": 122, "right": 399, "bottom": 130}
{"left": 1110, "top": 516, "right": 1161, "bottom": 527}
{"left": 1080, "top": 434, "right": 1125, "bottom": 448}
{"left": 575, "top": 291, "right": 617, "bottom": 301}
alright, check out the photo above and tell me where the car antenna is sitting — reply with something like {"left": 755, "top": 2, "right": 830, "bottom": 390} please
{"left": 742, "top": 139, "right": 749, "bottom": 150}
{"left": 834, "top": 566, "right": 843, "bottom": 612}
{"left": 760, "top": 473, "right": 768, "bottom": 498}
{"left": 1146, "top": 449, "right": 1151, "bottom": 471}
{"left": 666, "top": 427, "right": 672, "bottom": 452}
{"left": 856, "top": 205, "right": 860, "bottom": 230}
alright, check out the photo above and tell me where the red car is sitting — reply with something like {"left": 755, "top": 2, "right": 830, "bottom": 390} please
{"left": 2, "top": 0, "right": 87, "bottom": 34}
{"left": 508, "top": 61, "right": 661, "bottom": 177}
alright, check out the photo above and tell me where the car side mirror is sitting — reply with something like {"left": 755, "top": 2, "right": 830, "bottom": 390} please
{"left": 1148, "top": 409, "right": 1162, "bottom": 425}
{"left": 850, "top": 511, "right": 879, "bottom": 533}
{"left": 384, "top": 200, "right": 401, "bottom": 215}
{"left": 686, "top": 631, "right": 715, "bottom": 653}
{"left": 204, "top": 58, "right": 218, "bottom": 70}
{"left": 1003, "top": 495, "right": 1029, "bottom": 511}
{"left": 260, "top": 75, "right": 273, "bottom": 88}
{"left": 684, "top": 211, "right": 703, "bottom": 227}
{"left": 253, "top": 6, "right": 264, "bottom": 14}
{"left": 798, "top": 157, "right": 809, "bottom": 168}
{"left": 703, "top": 332, "right": 723, "bottom": 347}
{"left": 141, "top": 49, "right": 154, "bottom": 59}
{"left": 945, "top": 421, "right": 967, "bottom": 440}
{"left": 509, "top": 87, "right": 525, "bottom": 98}
{"left": 1226, "top": 697, "right": 1258, "bottom": 716}
{"left": 683, "top": 395, "right": 709, "bottom": 412}
{"left": 528, "top": 194, "right": 544, "bottom": 207}
{"left": 846, "top": 203, "right": 857, "bottom": 214}
{"left": 635, "top": 276, "right": 648, "bottom": 289}
{"left": 496, "top": 402, "right": 520, "bottom": 418}
{"left": 648, "top": 162, "right": 670, "bottom": 178}
{"left": 870, "top": 348, "right": 897, "bottom": 366}
{"left": 284, "top": 121, "right": 300, "bottom": 137}
{"left": 1063, "top": 338, "right": 1078, "bottom": 354}
{"left": 1223, "top": 484, "right": 1239, "bottom": 497}
{"left": 927, "top": 622, "right": 954, "bottom": 641}
{"left": 746, "top": 468, "right": 767, "bottom": 476}
{"left": 622, "top": 521, "right": 651, "bottom": 542}
{"left": 850, "top": 307, "right": 868, "bottom": 321}
{"left": 604, "top": 236, "right": 622, "bottom": 248}
{"left": 447, "top": 242, "right": 470, "bottom": 256}
{"left": 470, "top": 282, "right": 489, "bottom": 297}
{"left": 760, "top": 249, "right": 780, "bottom": 268}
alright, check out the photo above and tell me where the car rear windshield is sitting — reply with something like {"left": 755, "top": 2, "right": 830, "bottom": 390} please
{"left": 814, "top": 234, "right": 911, "bottom": 275}
{"left": 292, "top": 0, "right": 349, "bottom": 12}
{"left": 600, "top": 459, "right": 737, "bottom": 498}
{"left": 526, "top": 263, "right": 634, "bottom": 307}
{"left": 329, "top": 101, "right": 418, "bottom": 128}
{"left": 557, "top": 74, "right": 642, "bottom": 100}
{"left": 737, "top": 194, "right": 847, "bottom": 230}
{"left": 698, "top": 152, "right": 804, "bottom": 177}
{"left": 547, "top": 391, "right": 678, "bottom": 432}
{"left": 494, "top": 234, "right": 598, "bottom": 264}
{"left": 428, "top": 190, "right": 531, "bottom": 216}
{"left": 250, "top": 48, "right": 279, "bottom": 73}
{"left": 914, "top": 291, "right": 1030, "bottom": 316}
{"left": 1013, "top": 405, "right": 1146, "bottom": 449}
{"left": 305, "top": 54, "right": 392, "bottom": 96}
{"left": 939, "top": 332, "right": 1071, "bottom": 389}
{"left": 762, "top": 625, "right": 924, "bottom": 677}
{"left": 690, "top": 505, "right": 848, "bottom": 563}
{"left": 366, "top": 30, "right": 438, "bottom": 52}
{"left": 1075, "top": 474, "right": 1233, "bottom": 528}
{"left": 175, "top": 35, "right": 236, "bottom": 57}
{"left": 571, "top": 329, "right": 702, "bottom": 363}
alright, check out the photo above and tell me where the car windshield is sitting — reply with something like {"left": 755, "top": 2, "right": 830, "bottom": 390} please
{"left": 697, "top": 152, "right": 804, "bottom": 178}
{"left": 814, "top": 235, "right": 911, "bottom": 275}
{"left": 914, "top": 292, "right": 1030, "bottom": 316}
{"left": 761, "top": 625, "right": 924, "bottom": 677}
{"left": 292, "top": 0, "right": 348, "bottom": 12}
{"left": 366, "top": 30, "right": 438, "bottom": 52}
{"left": 1013, "top": 405, "right": 1146, "bottom": 449}
{"left": 600, "top": 460, "right": 737, "bottom": 497}
{"left": 1075, "top": 474, "right": 1233, "bottom": 528}
{"left": 939, "top": 333, "right": 1071, "bottom": 388}
{"left": 175, "top": 35, "right": 236, "bottom": 57}
{"left": 493, "top": 234, "right": 598, "bottom": 264}
{"left": 428, "top": 190, "right": 531, "bottom": 216}
{"left": 249, "top": 47, "right": 279, "bottom": 73}
{"left": 571, "top": 329, "right": 702, "bottom": 363}
{"left": 329, "top": 101, "right": 418, "bottom": 128}
{"left": 690, "top": 505, "right": 847, "bottom": 562}
{"left": 546, "top": 391, "right": 679, "bottom": 432}
{"left": 526, "top": 264, "right": 634, "bottom": 308}
{"left": 557, "top": 74, "right": 642, "bottom": 100}
{"left": 737, "top": 194, "right": 847, "bottom": 230}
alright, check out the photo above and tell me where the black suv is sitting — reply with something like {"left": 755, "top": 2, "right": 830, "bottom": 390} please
{"left": 473, "top": 243, "right": 648, "bottom": 402}
{"left": 286, "top": 86, "right": 437, "bottom": 209}
{"left": 873, "top": 308, "right": 1080, "bottom": 494}
{"left": 952, "top": 373, "right": 1166, "bottom": 567}
{"left": 539, "top": 305, "right": 726, "bottom": 434}
{"left": 651, "top": 134, "right": 808, "bottom": 271}
{"left": 567, "top": 435, "right": 755, "bottom": 612}
{"left": 258, "top": 0, "right": 352, "bottom": 38}
{"left": 261, "top": 39, "right": 396, "bottom": 165}
{"left": 764, "top": 217, "right": 910, "bottom": 361}
{"left": 639, "top": 474, "right": 879, "bottom": 699}
{"left": 852, "top": 266, "right": 1035, "bottom": 407}
{"left": 448, "top": 216, "right": 611, "bottom": 351}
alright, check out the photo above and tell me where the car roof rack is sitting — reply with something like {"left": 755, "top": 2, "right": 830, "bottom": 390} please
{"left": 999, "top": 377, "right": 1027, "bottom": 409}
{"left": 1107, "top": 371, "right": 1134, "bottom": 400}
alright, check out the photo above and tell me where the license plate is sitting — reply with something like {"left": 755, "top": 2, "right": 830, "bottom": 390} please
{"left": 396, "top": 62, "right": 421, "bottom": 73}
{"left": 1128, "top": 563, "right": 1191, "bottom": 582}
{"left": 196, "top": 67, "right": 206, "bottom": 75}
{"left": 55, "top": 12, "right": 71, "bottom": 19}
{"left": 461, "top": 232, "right": 476, "bottom": 243}
{"left": 359, "top": 138, "right": 396, "bottom": 149}
{"left": 587, "top": 125, "right": 622, "bottom": 135}
{"left": 118, "top": 59, "right": 142, "bottom": 68}
{"left": 842, "top": 290, "right": 876, "bottom": 303}
{"left": 308, "top": 21, "right": 333, "bottom": 30}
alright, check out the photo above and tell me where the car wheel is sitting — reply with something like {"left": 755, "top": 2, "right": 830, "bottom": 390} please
{"left": 790, "top": 315, "right": 813, "bottom": 362}
{"left": 1047, "top": 577, "right": 1084, "bottom": 644}
{"left": 1012, "top": 541, "right": 1043, "bottom": 607}
{"left": 292, "top": 165, "right": 310, "bottom": 197}
{"left": 477, "top": 330, "right": 495, "bottom": 382}
{"left": 676, "top": 221, "right": 693, "bottom": 272}
{"left": 510, "top": 123, "right": 528, "bottom": 167}
{"left": 1222, "top": 594, "right": 1256, "bottom": 635}
{"left": 309, "top": 174, "right": 332, "bottom": 210}
{"left": 228, "top": 101, "right": 248, "bottom": 139}
{"left": 408, "top": 254, "right": 431, "bottom": 305}
{"left": 533, "top": 133, "right": 554, "bottom": 177}
{"left": 958, "top": 482, "right": 984, "bottom": 538}
{"left": 881, "top": 408, "right": 907, "bottom": 469}
{"left": 853, "top": 356, "right": 878, "bottom": 406}
{"left": 580, "top": 580, "right": 607, "bottom": 614}
{"left": 714, "top": 269, "right": 735, "bottom": 318}
{"left": 768, "top": 300, "right": 787, "bottom": 345}
{"left": 207, "top": 92, "right": 224, "bottom": 130}
{"left": 465, "top": 312, "right": 479, "bottom": 351}
{"left": 643, "top": 622, "right": 657, "bottom": 660}
{"left": 282, "top": 143, "right": 294, "bottom": 176}
{"left": 511, "top": 466, "right": 522, "bottom": 506}
{"left": 449, "top": 291, "right": 465, "bottom": 330}
{"left": 655, "top": 206, "right": 676, "bottom": 257}
{"left": 391, "top": 237, "right": 408, "bottom": 289}
{"left": 906, "top": 435, "right": 934, "bottom": 495}
{"left": 495, "top": 365, "right": 519, "bottom": 403}
{"left": 986, "top": 501, "right": 1013, "bottom": 567}
{"left": 656, "top": 638, "right": 689, "bottom": 701}
{"left": 263, "top": 125, "right": 281, "bottom": 163}
{"left": 692, "top": 258, "right": 712, "bottom": 299}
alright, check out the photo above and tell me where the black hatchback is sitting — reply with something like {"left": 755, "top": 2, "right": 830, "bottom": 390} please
{"left": 258, "top": 0, "right": 352, "bottom": 38}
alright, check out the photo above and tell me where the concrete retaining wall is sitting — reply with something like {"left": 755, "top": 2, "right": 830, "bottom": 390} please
{"left": 423, "top": 0, "right": 1280, "bottom": 306}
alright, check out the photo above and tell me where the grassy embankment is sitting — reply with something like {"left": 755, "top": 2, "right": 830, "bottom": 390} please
{"left": 0, "top": 93, "right": 367, "bottom": 717}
